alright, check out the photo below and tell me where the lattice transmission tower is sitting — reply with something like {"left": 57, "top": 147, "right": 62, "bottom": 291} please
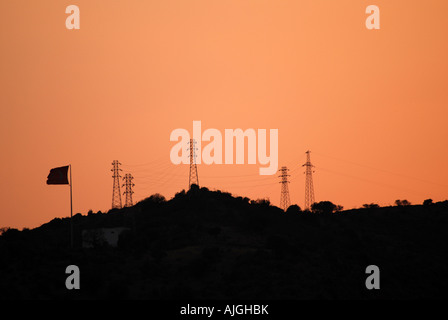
{"left": 188, "top": 138, "right": 199, "bottom": 189}
{"left": 111, "top": 160, "right": 122, "bottom": 209}
{"left": 122, "top": 173, "right": 135, "bottom": 207}
{"left": 302, "top": 150, "right": 315, "bottom": 210}
{"left": 278, "top": 166, "right": 291, "bottom": 211}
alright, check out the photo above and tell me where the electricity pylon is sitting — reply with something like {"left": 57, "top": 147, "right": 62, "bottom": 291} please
{"left": 122, "top": 173, "right": 135, "bottom": 207}
{"left": 188, "top": 138, "right": 199, "bottom": 189}
{"left": 302, "top": 150, "right": 315, "bottom": 211}
{"left": 111, "top": 160, "right": 122, "bottom": 209}
{"left": 279, "top": 166, "right": 291, "bottom": 211}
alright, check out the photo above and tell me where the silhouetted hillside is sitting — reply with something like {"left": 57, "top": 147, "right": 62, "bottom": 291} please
{"left": 1, "top": 186, "right": 447, "bottom": 299}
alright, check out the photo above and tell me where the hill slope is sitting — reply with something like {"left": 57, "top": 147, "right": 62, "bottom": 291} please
{"left": 1, "top": 187, "right": 447, "bottom": 299}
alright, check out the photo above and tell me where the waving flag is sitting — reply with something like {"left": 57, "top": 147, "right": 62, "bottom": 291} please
{"left": 47, "top": 165, "right": 69, "bottom": 185}
{"left": 46, "top": 164, "right": 73, "bottom": 247}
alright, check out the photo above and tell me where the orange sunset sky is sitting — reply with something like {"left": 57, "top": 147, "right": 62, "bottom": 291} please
{"left": 1, "top": 1, "right": 447, "bottom": 229}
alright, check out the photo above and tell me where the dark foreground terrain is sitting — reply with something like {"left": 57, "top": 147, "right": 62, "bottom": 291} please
{"left": 1, "top": 186, "right": 447, "bottom": 299}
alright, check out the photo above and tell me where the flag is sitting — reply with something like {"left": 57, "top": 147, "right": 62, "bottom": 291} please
{"left": 47, "top": 166, "right": 69, "bottom": 185}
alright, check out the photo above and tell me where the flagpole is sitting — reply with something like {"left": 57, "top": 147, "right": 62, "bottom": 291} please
{"left": 70, "top": 164, "right": 73, "bottom": 248}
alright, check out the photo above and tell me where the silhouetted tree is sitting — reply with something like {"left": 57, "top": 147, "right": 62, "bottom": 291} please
{"left": 174, "top": 189, "right": 186, "bottom": 198}
{"left": 188, "top": 184, "right": 200, "bottom": 193}
{"left": 362, "top": 203, "right": 380, "bottom": 209}
{"left": 286, "top": 204, "right": 302, "bottom": 214}
{"left": 251, "top": 198, "right": 270, "bottom": 206}
{"left": 395, "top": 199, "right": 411, "bottom": 206}
{"left": 423, "top": 199, "right": 433, "bottom": 206}
{"left": 311, "top": 201, "right": 341, "bottom": 214}
{"left": 147, "top": 193, "right": 166, "bottom": 203}
{"left": 0, "top": 227, "right": 20, "bottom": 238}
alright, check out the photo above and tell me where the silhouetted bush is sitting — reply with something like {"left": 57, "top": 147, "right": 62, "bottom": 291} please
{"left": 286, "top": 204, "right": 302, "bottom": 214}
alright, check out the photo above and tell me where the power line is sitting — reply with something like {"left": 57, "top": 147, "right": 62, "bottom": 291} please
{"left": 313, "top": 151, "right": 448, "bottom": 188}
{"left": 316, "top": 165, "right": 428, "bottom": 197}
